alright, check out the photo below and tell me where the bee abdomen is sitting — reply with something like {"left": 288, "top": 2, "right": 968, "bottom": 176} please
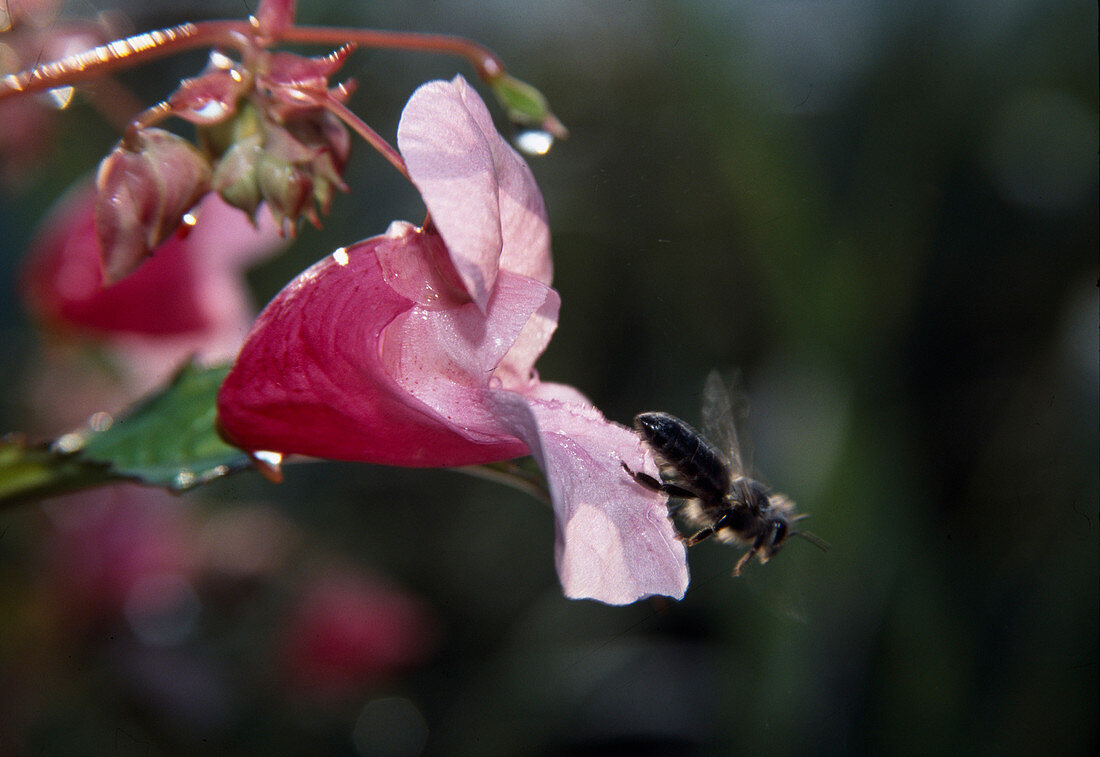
{"left": 633, "top": 412, "right": 730, "bottom": 499}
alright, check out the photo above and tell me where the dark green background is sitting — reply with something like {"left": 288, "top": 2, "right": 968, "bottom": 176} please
{"left": 1, "top": 1, "right": 1096, "bottom": 754}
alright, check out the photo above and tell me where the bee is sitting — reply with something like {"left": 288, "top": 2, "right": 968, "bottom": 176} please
{"left": 624, "top": 371, "right": 827, "bottom": 575}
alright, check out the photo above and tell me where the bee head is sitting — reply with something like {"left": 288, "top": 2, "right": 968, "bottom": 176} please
{"left": 762, "top": 516, "right": 791, "bottom": 559}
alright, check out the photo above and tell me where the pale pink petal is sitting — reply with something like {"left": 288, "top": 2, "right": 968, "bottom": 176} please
{"left": 493, "top": 301, "right": 558, "bottom": 392}
{"left": 489, "top": 392, "right": 689, "bottom": 604}
{"left": 381, "top": 269, "right": 559, "bottom": 425}
{"left": 398, "top": 76, "right": 551, "bottom": 311}
{"left": 217, "top": 224, "right": 529, "bottom": 465}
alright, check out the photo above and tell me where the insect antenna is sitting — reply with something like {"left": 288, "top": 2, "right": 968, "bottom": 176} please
{"left": 794, "top": 530, "right": 830, "bottom": 553}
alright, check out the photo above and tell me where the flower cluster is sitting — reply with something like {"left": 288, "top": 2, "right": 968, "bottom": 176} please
{"left": 6, "top": 0, "right": 686, "bottom": 606}
{"left": 96, "top": 41, "right": 355, "bottom": 282}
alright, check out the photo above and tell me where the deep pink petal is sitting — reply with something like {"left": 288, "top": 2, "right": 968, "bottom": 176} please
{"left": 217, "top": 224, "right": 529, "bottom": 465}
{"left": 23, "top": 183, "right": 281, "bottom": 341}
{"left": 398, "top": 76, "right": 551, "bottom": 311}
{"left": 489, "top": 392, "right": 689, "bottom": 604}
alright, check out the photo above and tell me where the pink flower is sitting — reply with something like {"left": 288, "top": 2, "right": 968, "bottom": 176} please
{"left": 21, "top": 182, "right": 284, "bottom": 402}
{"left": 218, "top": 76, "right": 688, "bottom": 604}
{"left": 40, "top": 486, "right": 198, "bottom": 626}
{"left": 279, "top": 569, "right": 436, "bottom": 700}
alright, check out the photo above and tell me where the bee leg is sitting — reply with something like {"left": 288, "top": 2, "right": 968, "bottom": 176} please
{"left": 732, "top": 530, "right": 770, "bottom": 576}
{"left": 620, "top": 462, "right": 697, "bottom": 499}
{"left": 683, "top": 526, "right": 716, "bottom": 546}
{"left": 685, "top": 510, "right": 738, "bottom": 546}
{"left": 732, "top": 548, "right": 757, "bottom": 577}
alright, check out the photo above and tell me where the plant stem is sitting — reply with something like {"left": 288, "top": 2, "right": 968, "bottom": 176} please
{"left": 324, "top": 96, "right": 409, "bottom": 179}
{"left": 279, "top": 26, "right": 504, "bottom": 81}
{"left": 0, "top": 22, "right": 258, "bottom": 101}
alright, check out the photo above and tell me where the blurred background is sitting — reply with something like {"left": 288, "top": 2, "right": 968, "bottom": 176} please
{"left": 1, "top": 0, "right": 1096, "bottom": 754}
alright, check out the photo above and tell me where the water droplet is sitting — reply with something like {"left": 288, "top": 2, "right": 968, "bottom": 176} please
{"left": 53, "top": 432, "right": 86, "bottom": 454}
{"left": 45, "top": 85, "right": 74, "bottom": 109}
{"left": 88, "top": 411, "right": 113, "bottom": 432}
{"left": 332, "top": 247, "right": 349, "bottom": 266}
{"left": 513, "top": 129, "right": 554, "bottom": 156}
{"left": 174, "top": 469, "right": 196, "bottom": 489}
{"left": 251, "top": 450, "right": 284, "bottom": 483}
{"left": 192, "top": 99, "right": 231, "bottom": 122}
{"left": 209, "top": 50, "right": 237, "bottom": 70}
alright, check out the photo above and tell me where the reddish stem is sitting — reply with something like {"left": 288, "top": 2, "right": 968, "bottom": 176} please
{"left": 122, "top": 102, "right": 174, "bottom": 147}
{"left": 0, "top": 21, "right": 254, "bottom": 101}
{"left": 323, "top": 97, "right": 409, "bottom": 180}
{"left": 1, "top": 20, "right": 508, "bottom": 105}
{"left": 278, "top": 26, "right": 505, "bottom": 81}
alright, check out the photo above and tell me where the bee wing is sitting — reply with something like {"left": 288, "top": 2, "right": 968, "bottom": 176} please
{"left": 701, "top": 369, "right": 746, "bottom": 475}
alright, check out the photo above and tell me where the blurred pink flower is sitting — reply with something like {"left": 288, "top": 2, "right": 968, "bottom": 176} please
{"left": 218, "top": 76, "right": 688, "bottom": 604}
{"left": 21, "top": 181, "right": 284, "bottom": 427}
{"left": 40, "top": 486, "right": 198, "bottom": 627}
{"left": 279, "top": 569, "right": 436, "bottom": 699}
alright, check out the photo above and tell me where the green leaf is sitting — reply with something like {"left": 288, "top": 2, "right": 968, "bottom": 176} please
{"left": 79, "top": 362, "right": 251, "bottom": 491}
{"left": 0, "top": 435, "right": 117, "bottom": 508}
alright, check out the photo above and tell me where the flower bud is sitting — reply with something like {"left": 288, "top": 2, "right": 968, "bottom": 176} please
{"left": 489, "top": 73, "right": 569, "bottom": 139}
{"left": 257, "top": 151, "right": 311, "bottom": 233}
{"left": 212, "top": 134, "right": 264, "bottom": 216}
{"left": 95, "top": 129, "right": 211, "bottom": 282}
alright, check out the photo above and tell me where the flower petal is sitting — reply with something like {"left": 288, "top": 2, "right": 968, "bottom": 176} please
{"left": 398, "top": 76, "right": 551, "bottom": 311}
{"left": 217, "top": 224, "right": 530, "bottom": 465}
{"left": 489, "top": 391, "right": 689, "bottom": 604}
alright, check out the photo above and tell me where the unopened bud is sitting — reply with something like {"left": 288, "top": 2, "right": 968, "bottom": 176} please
{"left": 489, "top": 74, "right": 569, "bottom": 139}
{"left": 213, "top": 134, "right": 264, "bottom": 216}
{"left": 95, "top": 129, "right": 211, "bottom": 282}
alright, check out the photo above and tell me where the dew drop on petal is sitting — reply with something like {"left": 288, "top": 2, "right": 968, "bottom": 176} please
{"left": 513, "top": 129, "right": 554, "bottom": 156}
{"left": 332, "top": 247, "right": 349, "bottom": 266}
{"left": 53, "top": 432, "right": 86, "bottom": 454}
{"left": 43, "top": 85, "right": 75, "bottom": 109}
{"left": 251, "top": 450, "right": 284, "bottom": 483}
{"left": 192, "top": 100, "right": 231, "bottom": 122}
{"left": 209, "top": 50, "right": 237, "bottom": 70}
